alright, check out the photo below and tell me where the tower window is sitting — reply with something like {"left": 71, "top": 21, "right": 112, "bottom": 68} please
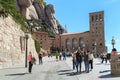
{"left": 100, "top": 43, "right": 102, "bottom": 46}
{"left": 99, "top": 14, "right": 102, "bottom": 21}
{"left": 96, "top": 15, "right": 98, "bottom": 21}
{"left": 100, "top": 23, "right": 102, "bottom": 25}
{"left": 91, "top": 16, "right": 94, "bottom": 22}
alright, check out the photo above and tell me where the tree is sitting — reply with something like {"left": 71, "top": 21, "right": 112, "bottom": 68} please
{"left": 34, "top": 39, "right": 41, "bottom": 53}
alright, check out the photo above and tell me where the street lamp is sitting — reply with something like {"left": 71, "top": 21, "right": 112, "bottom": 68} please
{"left": 25, "top": 30, "right": 29, "bottom": 68}
{"left": 111, "top": 37, "right": 115, "bottom": 49}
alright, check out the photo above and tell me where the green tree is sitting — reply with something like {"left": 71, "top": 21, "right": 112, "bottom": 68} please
{"left": 34, "top": 39, "right": 41, "bottom": 53}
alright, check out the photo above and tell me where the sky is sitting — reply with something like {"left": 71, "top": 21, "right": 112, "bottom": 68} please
{"left": 45, "top": 0, "right": 120, "bottom": 53}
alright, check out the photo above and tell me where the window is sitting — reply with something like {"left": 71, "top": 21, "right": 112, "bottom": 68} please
{"left": 100, "top": 43, "right": 102, "bottom": 46}
{"left": 99, "top": 14, "right": 102, "bottom": 21}
{"left": 100, "top": 23, "right": 102, "bottom": 25}
{"left": 91, "top": 16, "right": 94, "bottom": 22}
{"left": 66, "top": 39, "right": 70, "bottom": 49}
{"left": 96, "top": 15, "right": 98, "bottom": 21}
{"left": 40, "top": 42, "right": 42, "bottom": 44}
{"left": 72, "top": 38, "right": 77, "bottom": 49}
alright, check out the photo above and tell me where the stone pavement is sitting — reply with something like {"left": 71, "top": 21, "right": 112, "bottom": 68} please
{"left": 0, "top": 56, "right": 120, "bottom": 80}
{"left": 66, "top": 57, "right": 120, "bottom": 80}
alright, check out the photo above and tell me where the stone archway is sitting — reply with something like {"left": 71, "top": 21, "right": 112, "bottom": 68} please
{"left": 66, "top": 38, "right": 70, "bottom": 50}
{"left": 72, "top": 38, "right": 78, "bottom": 49}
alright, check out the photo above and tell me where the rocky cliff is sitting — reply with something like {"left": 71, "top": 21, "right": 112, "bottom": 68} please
{"left": 17, "top": 0, "right": 67, "bottom": 34}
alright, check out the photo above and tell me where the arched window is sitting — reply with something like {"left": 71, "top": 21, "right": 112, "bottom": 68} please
{"left": 79, "top": 38, "right": 82, "bottom": 47}
{"left": 72, "top": 38, "right": 77, "bottom": 49}
{"left": 66, "top": 38, "right": 70, "bottom": 49}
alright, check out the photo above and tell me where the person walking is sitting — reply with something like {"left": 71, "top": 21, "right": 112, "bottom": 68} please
{"left": 28, "top": 51, "right": 33, "bottom": 73}
{"left": 55, "top": 50, "right": 60, "bottom": 61}
{"left": 63, "top": 51, "right": 67, "bottom": 60}
{"left": 88, "top": 51, "right": 94, "bottom": 70}
{"left": 101, "top": 52, "right": 107, "bottom": 63}
{"left": 72, "top": 49, "right": 77, "bottom": 70}
{"left": 76, "top": 49, "right": 83, "bottom": 73}
{"left": 38, "top": 51, "right": 43, "bottom": 65}
{"left": 59, "top": 51, "right": 62, "bottom": 60}
{"left": 83, "top": 50, "right": 89, "bottom": 73}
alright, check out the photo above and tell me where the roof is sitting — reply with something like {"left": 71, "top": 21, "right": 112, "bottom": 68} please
{"left": 61, "top": 31, "right": 89, "bottom": 36}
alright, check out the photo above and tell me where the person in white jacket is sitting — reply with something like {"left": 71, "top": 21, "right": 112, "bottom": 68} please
{"left": 88, "top": 51, "right": 94, "bottom": 70}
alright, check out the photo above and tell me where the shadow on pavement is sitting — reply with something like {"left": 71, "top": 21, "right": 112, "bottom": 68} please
{"left": 95, "top": 63, "right": 102, "bottom": 65}
{"left": 58, "top": 72, "right": 79, "bottom": 76}
{"left": 99, "top": 70, "right": 110, "bottom": 73}
{"left": 58, "top": 69, "right": 85, "bottom": 76}
{"left": 57, "top": 69, "right": 72, "bottom": 72}
{"left": 5, "top": 72, "right": 29, "bottom": 76}
{"left": 99, "top": 74, "right": 111, "bottom": 78}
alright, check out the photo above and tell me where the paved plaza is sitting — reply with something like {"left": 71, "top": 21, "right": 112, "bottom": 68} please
{"left": 0, "top": 56, "right": 120, "bottom": 80}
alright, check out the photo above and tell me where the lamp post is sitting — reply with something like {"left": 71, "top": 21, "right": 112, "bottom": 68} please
{"left": 25, "top": 31, "right": 29, "bottom": 68}
{"left": 111, "top": 37, "right": 115, "bottom": 49}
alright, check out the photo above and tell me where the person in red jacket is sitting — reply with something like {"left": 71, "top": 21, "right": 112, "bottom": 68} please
{"left": 28, "top": 51, "right": 33, "bottom": 73}
{"left": 111, "top": 48, "right": 117, "bottom": 55}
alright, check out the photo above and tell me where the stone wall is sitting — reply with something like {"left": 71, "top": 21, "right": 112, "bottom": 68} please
{"left": 0, "top": 16, "right": 37, "bottom": 68}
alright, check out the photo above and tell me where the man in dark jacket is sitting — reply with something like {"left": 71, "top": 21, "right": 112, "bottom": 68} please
{"left": 76, "top": 49, "right": 83, "bottom": 73}
{"left": 38, "top": 52, "right": 43, "bottom": 65}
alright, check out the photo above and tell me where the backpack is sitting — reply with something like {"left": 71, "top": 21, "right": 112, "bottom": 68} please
{"left": 31, "top": 57, "right": 36, "bottom": 64}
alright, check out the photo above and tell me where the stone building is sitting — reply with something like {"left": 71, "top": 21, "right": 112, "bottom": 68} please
{"left": 33, "top": 11, "right": 106, "bottom": 56}
{"left": 56, "top": 11, "right": 106, "bottom": 56}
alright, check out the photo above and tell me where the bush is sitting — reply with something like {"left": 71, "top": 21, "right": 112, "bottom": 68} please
{"left": 34, "top": 39, "right": 41, "bottom": 53}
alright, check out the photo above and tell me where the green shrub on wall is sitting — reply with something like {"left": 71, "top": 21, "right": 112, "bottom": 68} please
{"left": 0, "top": 0, "right": 28, "bottom": 32}
{"left": 34, "top": 39, "right": 41, "bottom": 53}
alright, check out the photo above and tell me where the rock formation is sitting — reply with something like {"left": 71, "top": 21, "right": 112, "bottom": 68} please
{"left": 17, "top": 0, "right": 30, "bottom": 16}
{"left": 33, "top": 1, "right": 45, "bottom": 20}
{"left": 17, "top": 0, "right": 67, "bottom": 34}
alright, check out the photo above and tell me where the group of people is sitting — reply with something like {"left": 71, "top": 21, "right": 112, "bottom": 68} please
{"left": 27, "top": 51, "right": 43, "bottom": 73}
{"left": 55, "top": 50, "right": 67, "bottom": 61}
{"left": 72, "top": 49, "right": 94, "bottom": 73}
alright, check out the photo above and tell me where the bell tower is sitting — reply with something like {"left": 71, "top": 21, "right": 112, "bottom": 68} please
{"left": 89, "top": 11, "right": 105, "bottom": 56}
